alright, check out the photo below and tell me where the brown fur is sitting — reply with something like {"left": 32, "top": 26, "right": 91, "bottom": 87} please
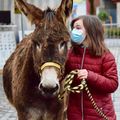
{"left": 3, "top": 0, "right": 73, "bottom": 120}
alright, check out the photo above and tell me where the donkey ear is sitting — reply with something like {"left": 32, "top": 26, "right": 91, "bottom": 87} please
{"left": 15, "top": 0, "right": 43, "bottom": 24}
{"left": 56, "top": 0, "right": 73, "bottom": 24}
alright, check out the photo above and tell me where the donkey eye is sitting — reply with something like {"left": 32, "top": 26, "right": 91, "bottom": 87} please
{"left": 35, "top": 42, "right": 41, "bottom": 51}
{"left": 60, "top": 41, "right": 66, "bottom": 48}
{"left": 58, "top": 41, "right": 66, "bottom": 53}
{"left": 36, "top": 44, "right": 40, "bottom": 49}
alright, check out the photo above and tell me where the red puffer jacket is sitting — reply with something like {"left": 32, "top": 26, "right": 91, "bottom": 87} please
{"left": 65, "top": 46, "right": 118, "bottom": 120}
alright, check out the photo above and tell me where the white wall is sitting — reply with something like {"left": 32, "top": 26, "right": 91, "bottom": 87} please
{"left": 117, "top": 3, "right": 120, "bottom": 25}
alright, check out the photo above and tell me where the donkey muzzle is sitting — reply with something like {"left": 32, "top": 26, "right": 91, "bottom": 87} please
{"left": 38, "top": 62, "right": 62, "bottom": 97}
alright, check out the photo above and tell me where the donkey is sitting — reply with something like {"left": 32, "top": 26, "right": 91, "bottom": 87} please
{"left": 3, "top": 0, "right": 73, "bottom": 120}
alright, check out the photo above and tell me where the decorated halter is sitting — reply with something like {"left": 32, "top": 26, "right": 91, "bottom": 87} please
{"left": 40, "top": 62, "right": 61, "bottom": 71}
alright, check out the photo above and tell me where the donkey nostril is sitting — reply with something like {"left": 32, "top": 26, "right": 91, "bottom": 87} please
{"left": 38, "top": 84, "right": 46, "bottom": 91}
{"left": 39, "top": 84, "right": 59, "bottom": 94}
{"left": 47, "top": 84, "right": 59, "bottom": 94}
{"left": 49, "top": 85, "right": 58, "bottom": 94}
{"left": 38, "top": 83, "right": 41, "bottom": 90}
{"left": 54, "top": 84, "right": 59, "bottom": 92}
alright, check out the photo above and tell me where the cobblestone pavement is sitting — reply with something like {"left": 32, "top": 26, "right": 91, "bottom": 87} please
{"left": 0, "top": 76, "right": 17, "bottom": 120}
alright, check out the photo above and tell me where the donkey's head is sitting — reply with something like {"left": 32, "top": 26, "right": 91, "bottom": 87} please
{"left": 16, "top": 0, "right": 73, "bottom": 97}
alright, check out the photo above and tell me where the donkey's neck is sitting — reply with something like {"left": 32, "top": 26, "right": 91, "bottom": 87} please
{"left": 12, "top": 40, "right": 38, "bottom": 103}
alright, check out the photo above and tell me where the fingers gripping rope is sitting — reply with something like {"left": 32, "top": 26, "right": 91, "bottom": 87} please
{"left": 58, "top": 69, "right": 85, "bottom": 100}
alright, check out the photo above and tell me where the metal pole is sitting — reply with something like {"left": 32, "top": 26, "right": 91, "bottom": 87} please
{"left": 21, "top": 13, "right": 24, "bottom": 39}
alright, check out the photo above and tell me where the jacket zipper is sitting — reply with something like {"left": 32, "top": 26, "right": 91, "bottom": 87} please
{"left": 81, "top": 91, "right": 84, "bottom": 120}
{"left": 80, "top": 46, "right": 86, "bottom": 120}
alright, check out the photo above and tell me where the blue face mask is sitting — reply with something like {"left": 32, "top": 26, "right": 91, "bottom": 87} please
{"left": 71, "top": 28, "right": 86, "bottom": 44}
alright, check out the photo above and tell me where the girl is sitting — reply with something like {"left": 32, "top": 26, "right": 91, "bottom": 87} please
{"left": 65, "top": 15, "right": 118, "bottom": 120}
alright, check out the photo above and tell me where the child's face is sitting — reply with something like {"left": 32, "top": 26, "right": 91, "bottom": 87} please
{"left": 73, "top": 19, "right": 86, "bottom": 35}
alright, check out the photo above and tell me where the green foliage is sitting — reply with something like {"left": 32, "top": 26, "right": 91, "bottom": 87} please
{"left": 106, "top": 27, "right": 120, "bottom": 38}
{"left": 98, "top": 10, "right": 108, "bottom": 21}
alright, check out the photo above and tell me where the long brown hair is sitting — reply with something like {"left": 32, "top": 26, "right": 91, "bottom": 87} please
{"left": 71, "top": 15, "right": 109, "bottom": 56}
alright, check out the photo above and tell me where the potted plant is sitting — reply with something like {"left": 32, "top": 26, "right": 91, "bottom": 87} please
{"left": 98, "top": 10, "right": 108, "bottom": 22}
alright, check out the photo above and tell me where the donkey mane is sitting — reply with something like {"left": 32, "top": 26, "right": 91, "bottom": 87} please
{"left": 44, "top": 8, "right": 56, "bottom": 22}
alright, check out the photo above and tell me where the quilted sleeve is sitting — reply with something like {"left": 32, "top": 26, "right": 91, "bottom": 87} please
{"left": 87, "top": 52, "right": 118, "bottom": 93}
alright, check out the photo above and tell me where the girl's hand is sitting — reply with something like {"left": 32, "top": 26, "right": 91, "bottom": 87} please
{"left": 77, "top": 69, "right": 88, "bottom": 80}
